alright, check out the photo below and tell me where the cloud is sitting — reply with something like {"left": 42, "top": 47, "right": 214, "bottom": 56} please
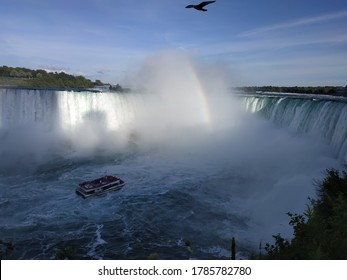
{"left": 96, "top": 69, "right": 112, "bottom": 74}
{"left": 1, "top": 32, "right": 151, "bottom": 81}
{"left": 191, "top": 32, "right": 347, "bottom": 62}
{"left": 241, "top": 10, "right": 347, "bottom": 37}
{"left": 39, "top": 65, "right": 71, "bottom": 73}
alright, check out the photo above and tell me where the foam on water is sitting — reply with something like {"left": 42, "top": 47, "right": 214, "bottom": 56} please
{"left": 86, "top": 224, "right": 107, "bottom": 259}
{"left": 0, "top": 53, "right": 345, "bottom": 259}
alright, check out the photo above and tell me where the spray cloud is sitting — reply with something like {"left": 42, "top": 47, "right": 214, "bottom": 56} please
{"left": 0, "top": 51, "right": 340, "bottom": 244}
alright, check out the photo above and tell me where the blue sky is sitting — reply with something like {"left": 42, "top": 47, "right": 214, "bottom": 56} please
{"left": 1, "top": 0, "right": 346, "bottom": 86}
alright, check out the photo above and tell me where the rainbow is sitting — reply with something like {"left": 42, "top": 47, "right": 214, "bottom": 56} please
{"left": 186, "top": 61, "right": 214, "bottom": 130}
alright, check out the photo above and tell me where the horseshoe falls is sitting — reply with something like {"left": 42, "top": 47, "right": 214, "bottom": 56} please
{"left": 242, "top": 94, "right": 347, "bottom": 162}
{"left": 0, "top": 87, "right": 344, "bottom": 260}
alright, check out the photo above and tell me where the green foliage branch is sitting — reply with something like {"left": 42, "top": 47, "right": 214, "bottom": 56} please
{"left": 265, "top": 168, "right": 347, "bottom": 259}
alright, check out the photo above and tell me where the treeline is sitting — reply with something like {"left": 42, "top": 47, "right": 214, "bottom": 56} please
{"left": 265, "top": 168, "right": 347, "bottom": 259}
{"left": 0, "top": 66, "right": 94, "bottom": 88}
{"left": 237, "top": 86, "right": 347, "bottom": 95}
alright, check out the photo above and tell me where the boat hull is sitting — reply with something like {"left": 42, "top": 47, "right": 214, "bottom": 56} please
{"left": 76, "top": 176, "right": 125, "bottom": 198}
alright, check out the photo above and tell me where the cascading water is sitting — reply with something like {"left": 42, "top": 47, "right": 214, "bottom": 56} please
{"left": 0, "top": 88, "right": 143, "bottom": 169}
{"left": 242, "top": 94, "right": 347, "bottom": 161}
{"left": 0, "top": 56, "right": 344, "bottom": 259}
{"left": 0, "top": 88, "right": 139, "bottom": 132}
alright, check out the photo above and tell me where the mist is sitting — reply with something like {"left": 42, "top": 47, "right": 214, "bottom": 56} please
{"left": 0, "top": 51, "right": 340, "bottom": 246}
{"left": 119, "top": 51, "right": 339, "bottom": 241}
{"left": 126, "top": 51, "right": 239, "bottom": 143}
{"left": 125, "top": 50, "right": 340, "bottom": 241}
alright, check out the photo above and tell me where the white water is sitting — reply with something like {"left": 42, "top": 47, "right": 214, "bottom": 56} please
{"left": 242, "top": 94, "right": 347, "bottom": 161}
{"left": 0, "top": 54, "right": 343, "bottom": 259}
{"left": 0, "top": 87, "right": 341, "bottom": 259}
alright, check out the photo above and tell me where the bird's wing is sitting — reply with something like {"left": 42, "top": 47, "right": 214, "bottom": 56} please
{"left": 200, "top": 1, "right": 216, "bottom": 7}
{"left": 186, "top": 1, "right": 215, "bottom": 10}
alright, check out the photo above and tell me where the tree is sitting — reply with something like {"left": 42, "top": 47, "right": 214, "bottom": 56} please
{"left": 265, "top": 168, "right": 347, "bottom": 259}
{"left": 9, "top": 70, "right": 19, "bottom": 77}
{"left": 1, "top": 65, "right": 97, "bottom": 88}
{"left": 94, "top": 80, "right": 103, "bottom": 86}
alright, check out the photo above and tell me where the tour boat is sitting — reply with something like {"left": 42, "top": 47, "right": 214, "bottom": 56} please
{"left": 76, "top": 175, "right": 125, "bottom": 198}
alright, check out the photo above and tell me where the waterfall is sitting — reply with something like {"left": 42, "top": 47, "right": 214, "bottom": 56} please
{"left": 242, "top": 94, "right": 347, "bottom": 161}
{"left": 0, "top": 88, "right": 143, "bottom": 166}
{"left": 0, "top": 88, "right": 138, "bottom": 132}
{"left": 2, "top": 88, "right": 347, "bottom": 161}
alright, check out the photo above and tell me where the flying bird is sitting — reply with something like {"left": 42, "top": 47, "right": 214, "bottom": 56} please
{"left": 185, "top": 1, "right": 216, "bottom": 12}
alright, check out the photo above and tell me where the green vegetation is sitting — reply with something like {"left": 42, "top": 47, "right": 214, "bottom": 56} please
{"left": 2, "top": 167, "right": 346, "bottom": 260}
{"left": 0, "top": 65, "right": 94, "bottom": 88}
{"left": 109, "top": 83, "right": 130, "bottom": 93}
{"left": 265, "top": 168, "right": 347, "bottom": 259}
{"left": 237, "top": 86, "right": 347, "bottom": 96}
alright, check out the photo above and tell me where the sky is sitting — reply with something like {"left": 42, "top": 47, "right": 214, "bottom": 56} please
{"left": 1, "top": 0, "right": 347, "bottom": 86}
